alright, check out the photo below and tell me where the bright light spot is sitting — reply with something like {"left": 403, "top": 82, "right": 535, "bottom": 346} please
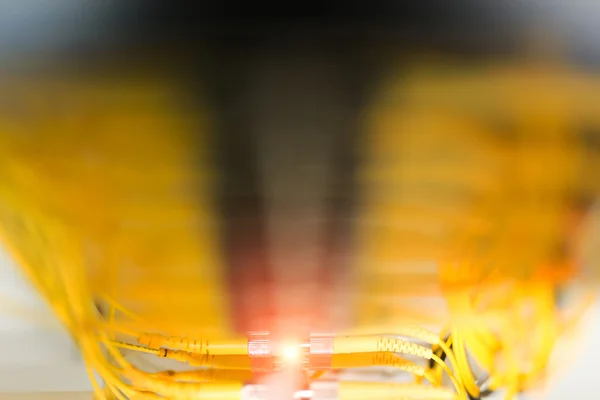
{"left": 281, "top": 343, "right": 300, "bottom": 362}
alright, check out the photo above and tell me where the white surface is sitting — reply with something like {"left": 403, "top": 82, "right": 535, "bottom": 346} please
{"left": 0, "top": 246, "right": 92, "bottom": 393}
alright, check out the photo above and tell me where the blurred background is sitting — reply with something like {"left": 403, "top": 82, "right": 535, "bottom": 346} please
{"left": 2, "top": 1, "right": 600, "bottom": 398}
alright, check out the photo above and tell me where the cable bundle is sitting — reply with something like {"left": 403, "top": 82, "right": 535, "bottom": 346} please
{"left": 355, "top": 59, "right": 600, "bottom": 398}
{"left": 0, "top": 75, "right": 239, "bottom": 399}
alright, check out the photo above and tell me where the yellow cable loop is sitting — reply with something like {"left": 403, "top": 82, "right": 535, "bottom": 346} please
{"left": 431, "top": 328, "right": 450, "bottom": 355}
{"left": 452, "top": 331, "right": 480, "bottom": 398}
{"left": 432, "top": 335, "right": 453, "bottom": 385}
{"left": 431, "top": 354, "right": 464, "bottom": 399}
{"left": 436, "top": 339, "right": 463, "bottom": 388}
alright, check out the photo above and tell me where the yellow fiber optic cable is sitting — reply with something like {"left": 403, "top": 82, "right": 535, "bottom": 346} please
{"left": 138, "top": 333, "right": 249, "bottom": 355}
{"left": 332, "top": 336, "right": 433, "bottom": 359}
{"left": 451, "top": 331, "right": 480, "bottom": 398}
